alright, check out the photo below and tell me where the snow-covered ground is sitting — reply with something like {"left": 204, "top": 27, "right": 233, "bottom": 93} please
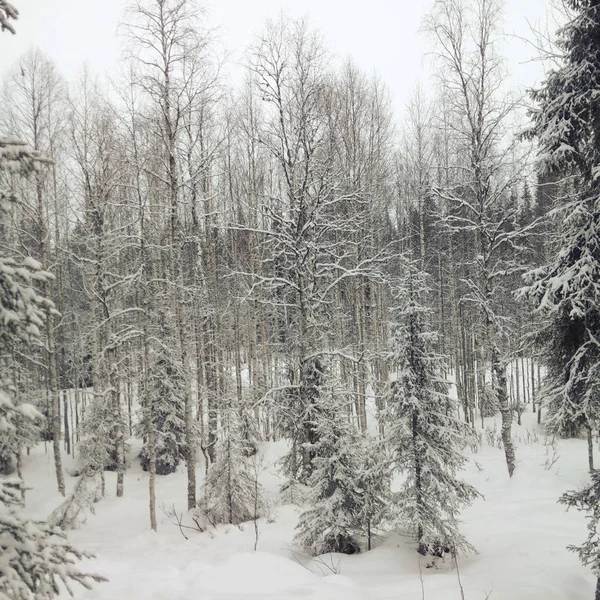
{"left": 21, "top": 412, "right": 595, "bottom": 599}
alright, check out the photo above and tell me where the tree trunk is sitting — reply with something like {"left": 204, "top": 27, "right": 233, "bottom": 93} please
{"left": 63, "top": 391, "right": 70, "bottom": 455}
{"left": 413, "top": 410, "right": 425, "bottom": 555}
{"left": 47, "top": 306, "right": 65, "bottom": 496}
{"left": 492, "top": 344, "right": 516, "bottom": 477}
{"left": 587, "top": 424, "right": 594, "bottom": 472}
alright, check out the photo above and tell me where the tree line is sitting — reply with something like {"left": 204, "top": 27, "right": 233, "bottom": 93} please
{"left": 2, "top": 0, "right": 600, "bottom": 597}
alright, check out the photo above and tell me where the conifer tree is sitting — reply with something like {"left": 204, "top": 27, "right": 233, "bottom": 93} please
{"left": 0, "top": 137, "right": 105, "bottom": 597}
{"left": 522, "top": 0, "right": 600, "bottom": 456}
{"left": 294, "top": 374, "right": 387, "bottom": 555}
{"left": 199, "top": 405, "right": 264, "bottom": 526}
{"left": 139, "top": 313, "right": 187, "bottom": 475}
{"left": 384, "top": 269, "right": 479, "bottom": 556}
{"left": 355, "top": 437, "right": 392, "bottom": 551}
{"left": 523, "top": 3, "right": 600, "bottom": 594}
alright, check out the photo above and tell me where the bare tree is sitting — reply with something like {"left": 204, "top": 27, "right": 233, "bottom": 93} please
{"left": 426, "top": 0, "right": 530, "bottom": 477}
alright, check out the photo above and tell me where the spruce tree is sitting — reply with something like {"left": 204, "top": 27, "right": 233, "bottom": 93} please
{"left": 138, "top": 315, "right": 187, "bottom": 475}
{"left": 199, "top": 405, "right": 264, "bottom": 526}
{"left": 0, "top": 137, "right": 105, "bottom": 597}
{"left": 294, "top": 375, "right": 389, "bottom": 555}
{"left": 522, "top": 0, "right": 600, "bottom": 446}
{"left": 355, "top": 437, "right": 392, "bottom": 551}
{"left": 384, "top": 271, "right": 479, "bottom": 556}
{"left": 523, "top": 3, "right": 600, "bottom": 594}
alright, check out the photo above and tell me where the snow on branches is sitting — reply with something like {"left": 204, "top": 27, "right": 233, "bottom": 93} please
{"left": 384, "top": 270, "right": 480, "bottom": 557}
{"left": 0, "top": 479, "right": 107, "bottom": 598}
{"left": 0, "top": 0, "right": 18, "bottom": 35}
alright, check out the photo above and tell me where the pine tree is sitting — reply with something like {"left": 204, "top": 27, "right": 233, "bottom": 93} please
{"left": 0, "top": 478, "right": 106, "bottom": 598}
{"left": 523, "top": 0, "right": 600, "bottom": 451}
{"left": 77, "top": 392, "right": 115, "bottom": 494}
{"left": 0, "top": 138, "right": 54, "bottom": 476}
{"left": 384, "top": 271, "right": 479, "bottom": 556}
{"left": 355, "top": 437, "right": 392, "bottom": 551}
{"left": 522, "top": 3, "right": 600, "bottom": 594}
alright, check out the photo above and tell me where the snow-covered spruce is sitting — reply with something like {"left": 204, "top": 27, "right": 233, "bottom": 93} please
{"left": 294, "top": 377, "right": 391, "bottom": 556}
{"left": 0, "top": 478, "right": 106, "bottom": 598}
{"left": 0, "top": 137, "right": 105, "bottom": 597}
{"left": 384, "top": 273, "right": 480, "bottom": 557}
{"left": 138, "top": 325, "right": 188, "bottom": 475}
{"left": 522, "top": 0, "right": 600, "bottom": 448}
{"left": 197, "top": 405, "right": 265, "bottom": 526}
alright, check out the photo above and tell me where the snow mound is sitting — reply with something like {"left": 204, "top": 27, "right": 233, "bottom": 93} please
{"left": 197, "top": 552, "right": 367, "bottom": 599}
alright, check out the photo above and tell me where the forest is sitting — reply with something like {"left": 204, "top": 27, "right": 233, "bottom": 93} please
{"left": 1, "top": 0, "right": 600, "bottom": 598}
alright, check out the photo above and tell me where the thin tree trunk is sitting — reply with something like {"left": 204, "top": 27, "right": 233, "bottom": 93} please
{"left": 492, "top": 343, "right": 516, "bottom": 478}
{"left": 587, "top": 424, "right": 594, "bottom": 472}
{"left": 63, "top": 391, "right": 70, "bottom": 455}
{"left": 47, "top": 307, "right": 65, "bottom": 496}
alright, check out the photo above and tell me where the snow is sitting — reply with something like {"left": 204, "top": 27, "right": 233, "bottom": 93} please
{"left": 17, "top": 413, "right": 597, "bottom": 600}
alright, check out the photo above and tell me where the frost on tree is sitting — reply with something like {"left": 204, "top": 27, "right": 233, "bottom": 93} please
{"left": 138, "top": 315, "right": 188, "bottom": 476}
{"left": 523, "top": 0, "right": 600, "bottom": 443}
{"left": 0, "top": 138, "right": 54, "bottom": 476}
{"left": 524, "top": 2, "right": 600, "bottom": 596}
{"left": 0, "top": 138, "right": 105, "bottom": 597}
{"left": 0, "top": 0, "right": 17, "bottom": 34}
{"left": 384, "top": 271, "right": 479, "bottom": 557}
{"left": 197, "top": 406, "right": 264, "bottom": 526}
{"left": 294, "top": 370, "right": 390, "bottom": 556}
{"left": 0, "top": 479, "right": 106, "bottom": 598}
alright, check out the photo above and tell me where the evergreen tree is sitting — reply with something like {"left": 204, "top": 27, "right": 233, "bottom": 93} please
{"left": 0, "top": 138, "right": 54, "bottom": 476}
{"left": 294, "top": 377, "right": 387, "bottom": 556}
{"left": 0, "top": 478, "right": 106, "bottom": 598}
{"left": 77, "top": 392, "right": 115, "bottom": 494}
{"left": 384, "top": 271, "right": 479, "bottom": 556}
{"left": 523, "top": 0, "right": 600, "bottom": 446}
{"left": 523, "top": 3, "right": 600, "bottom": 594}
{"left": 355, "top": 437, "right": 392, "bottom": 551}
{"left": 139, "top": 317, "right": 187, "bottom": 475}
{"left": 198, "top": 405, "right": 264, "bottom": 526}
{"left": 0, "top": 137, "right": 105, "bottom": 597}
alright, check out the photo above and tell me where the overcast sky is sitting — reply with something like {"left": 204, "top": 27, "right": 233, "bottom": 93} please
{"left": 0, "top": 0, "right": 555, "bottom": 120}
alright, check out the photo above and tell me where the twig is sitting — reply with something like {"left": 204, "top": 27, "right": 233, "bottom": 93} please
{"left": 454, "top": 553, "right": 465, "bottom": 600}
{"left": 418, "top": 557, "right": 425, "bottom": 600}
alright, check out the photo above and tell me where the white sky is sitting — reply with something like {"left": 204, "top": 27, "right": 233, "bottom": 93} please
{"left": 0, "top": 0, "right": 555, "bottom": 120}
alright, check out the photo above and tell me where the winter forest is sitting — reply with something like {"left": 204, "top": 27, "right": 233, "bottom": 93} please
{"left": 1, "top": 0, "right": 600, "bottom": 597}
